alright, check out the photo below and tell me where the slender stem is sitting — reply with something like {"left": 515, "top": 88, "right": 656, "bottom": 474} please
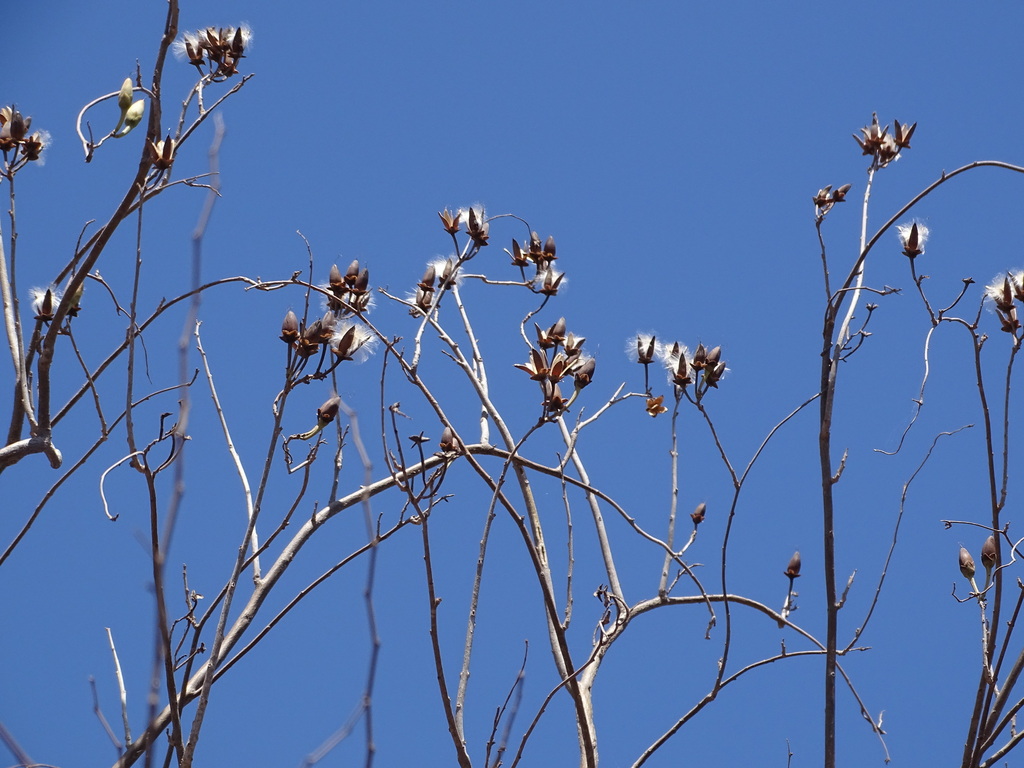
{"left": 658, "top": 394, "right": 681, "bottom": 596}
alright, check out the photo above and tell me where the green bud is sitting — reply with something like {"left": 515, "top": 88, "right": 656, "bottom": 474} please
{"left": 118, "top": 78, "right": 133, "bottom": 112}
{"left": 119, "top": 99, "right": 145, "bottom": 136}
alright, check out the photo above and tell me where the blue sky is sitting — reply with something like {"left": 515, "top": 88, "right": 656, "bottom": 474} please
{"left": 4, "top": 1, "right": 1024, "bottom": 766}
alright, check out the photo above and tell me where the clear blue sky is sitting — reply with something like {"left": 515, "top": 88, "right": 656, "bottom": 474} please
{"left": 4, "top": 1, "right": 1024, "bottom": 766}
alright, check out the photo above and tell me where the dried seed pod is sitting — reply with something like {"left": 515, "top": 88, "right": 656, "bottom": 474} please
{"left": 690, "top": 503, "right": 706, "bottom": 525}
{"left": 438, "top": 208, "right": 461, "bottom": 234}
{"left": 636, "top": 335, "right": 656, "bottom": 365}
{"left": 439, "top": 426, "right": 463, "bottom": 455}
{"left": 981, "top": 535, "right": 998, "bottom": 587}
{"left": 317, "top": 396, "right": 341, "bottom": 427}
{"left": 510, "top": 239, "right": 529, "bottom": 267}
{"left": 574, "top": 357, "right": 596, "bottom": 389}
{"left": 692, "top": 343, "right": 707, "bottom": 370}
{"left": 645, "top": 395, "right": 668, "bottom": 417}
{"left": 959, "top": 546, "right": 976, "bottom": 581}
{"left": 981, "top": 535, "right": 998, "bottom": 570}
{"left": 33, "top": 288, "right": 54, "bottom": 322}
{"left": 704, "top": 360, "right": 727, "bottom": 388}
{"left": 898, "top": 222, "right": 928, "bottom": 259}
{"left": 785, "top": 551, "right": 801, "bottom": 578}
{"left": 329, "top": 264, "right": 344, "bottom": 289}
{"left": 280, "top": 310, "right": 299, "bottom": 343}
{"left": 418, "top": 263, "right": 436, "bottom": 292}
{"left": 671, "top": 353, "right": 691, "bottom": 387}
{"left": 316, "top": 312, "right": 336, "bottom": 343}
{"left": 345, "top": 260, "right": 360, "bottom": 286}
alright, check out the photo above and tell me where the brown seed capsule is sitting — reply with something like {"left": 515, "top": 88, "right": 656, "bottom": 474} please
{"left": 692, "top": 343, "right": 707, "bottom": 370}
{"left": 671, "top": 353, "right": 691, "bottom": 387}
{"left": 981, "top": 535, "right": 998, "bottom": 570}
{"left": 898, "top": 222, "right": 928, "bottom": 258}
{"left": 438, "top": 208, "right": 461, "bottom": 234}
{"left": 959, "top": 546, "right": 976, "bottom": 580}
{"left": 893, "top": 120, "right": 917, "bottom": 149}
{"left": 345, "top": 260, "right": 361, "bottom": 286}
{"left": 785, "top": 551, "right": 801, "bottom": 578}
{"left": 636, "top": 335, "right": 656, "bottom": 365}
{"left": 510, "top": 239, "right": 529, "bottom": 267}
{"left": 466, "top": 207, "right": 490, "bottom": 246}
{"left": 316, "top": 312, "right": 336, "bottom": 343}
{"left": 418, "top": 264, "right": 436, "bottom": 292}
{"left": 704, "top": 360, "right": 727, "bottom": 388}
{"left": 317, "top": 396, "right": 341, "bottom": 426}
{"left": 544, "top": 382, "right": 568, "bottom": 413}
{"left": 34, "top": 288, "right": 54, "bottom": 322}
{"left": 574, "top": 357, "right": 596, "bottom": 389}
{"left": 280, "top": 310, "right": 299, "bottom": 343}
{"left": 529, "top": 232, "right": 543, "bottom": 259}
{"left": 329, "top": 264, "right": 344, "bottom": 289}
{"left": 439, "top": 426, "right": 463, "bottom": 455}
{"left": 981, "top": 536, "right": 998, "bottom": 587}
{"left": 332, "top": 325, "right": 361, "bottom": 360}
{"left": 538, "top": 270, "right": 564, "bottom": 296}
{"left": 690, "top": 502, "right": 706, "bottom": 525}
